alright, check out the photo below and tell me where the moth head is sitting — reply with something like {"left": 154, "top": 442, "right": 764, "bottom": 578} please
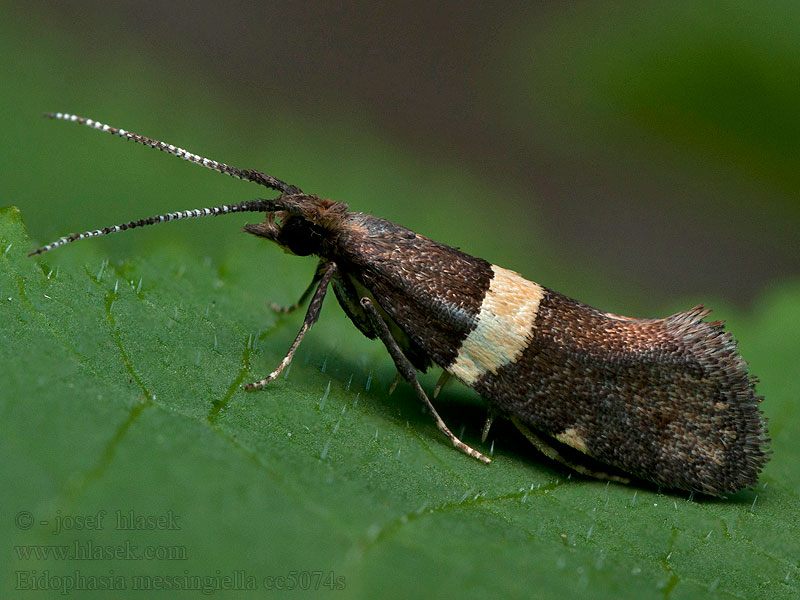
{"left": 242, "top": 195, "right": 348, "bottom": 257}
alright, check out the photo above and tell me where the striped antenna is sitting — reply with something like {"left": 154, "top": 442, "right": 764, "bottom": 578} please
{"left": 28, "top": 200, "right": 271, "bottom": 256}
{"left": 43, "top": 113, "right": 300, "bottom": 194}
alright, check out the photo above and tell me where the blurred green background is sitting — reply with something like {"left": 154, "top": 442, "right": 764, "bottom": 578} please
{"left": 4, "top": 2, "right": 800, "bottom": 307}
{"left": 1, "top": 2, "right": 798, "bottom": 599}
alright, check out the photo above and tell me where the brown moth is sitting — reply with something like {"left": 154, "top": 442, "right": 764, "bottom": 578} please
{"left": 31, "top": 113, "right": 769, "bottom": 495}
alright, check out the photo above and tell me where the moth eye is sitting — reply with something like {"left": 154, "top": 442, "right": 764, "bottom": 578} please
{"left": 279, "top": 216, "right": 325, "bottom": 256}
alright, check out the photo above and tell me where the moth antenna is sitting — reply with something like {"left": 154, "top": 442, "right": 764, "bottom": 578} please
{"left": 44, "top": 112, "right": 301, "bottom": 195}
{"left": 28, "top": 200, "right": 272, "bottom": 256}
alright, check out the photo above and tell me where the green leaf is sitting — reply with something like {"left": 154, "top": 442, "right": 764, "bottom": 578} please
{"left": 1, "top": 203, "right": 798, "bottom": 600}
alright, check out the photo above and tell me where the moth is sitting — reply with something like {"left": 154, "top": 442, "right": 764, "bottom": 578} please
{"left": 31, "top": 113, "right": 769, "bottom": 495}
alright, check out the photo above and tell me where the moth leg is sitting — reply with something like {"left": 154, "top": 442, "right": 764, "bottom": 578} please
{"left": 245, "top": 262, "right": 337, "bottom": 390}
{"left": 433, "top": 368, "right": 494, "bottom": 442}
{"left": 359, "top": 297, "right": 490, "bottom": 464}
{"left": 511, "top": 417, "right": 630, "bottom": 484}
{"left": 269, "top": 260, "right": 328, "bottom": 314}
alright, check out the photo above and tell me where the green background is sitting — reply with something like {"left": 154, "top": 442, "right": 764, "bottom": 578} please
{"left": 1, "top": 3, "right": 798, "bottom": 598}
